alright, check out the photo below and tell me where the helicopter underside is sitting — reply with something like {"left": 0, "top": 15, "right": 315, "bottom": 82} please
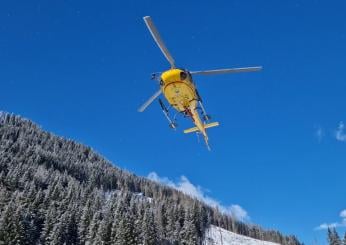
{"left": 162, "top": 81, "right": 197, "bottom": 112}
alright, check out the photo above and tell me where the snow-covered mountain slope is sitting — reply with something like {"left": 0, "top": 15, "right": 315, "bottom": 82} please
{"left": 204, "top": 225, "right": 280, "bottom": 245}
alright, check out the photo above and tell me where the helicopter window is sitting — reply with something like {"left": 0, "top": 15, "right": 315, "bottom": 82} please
{"left": 180, "top": 71, "right": 187, "bottom": 80}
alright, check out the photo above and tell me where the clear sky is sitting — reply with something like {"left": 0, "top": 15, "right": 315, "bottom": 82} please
{"left": 1, "top": 0, "right": 346, "bottom": 243}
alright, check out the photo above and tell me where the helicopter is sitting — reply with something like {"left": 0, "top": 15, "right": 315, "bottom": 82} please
{"left": 138, "top": 16, "right": 262, "bottom": 150}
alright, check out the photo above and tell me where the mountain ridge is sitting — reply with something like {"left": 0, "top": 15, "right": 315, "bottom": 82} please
{"left": 0, "top": 112, "right": 301, "bottom": 244}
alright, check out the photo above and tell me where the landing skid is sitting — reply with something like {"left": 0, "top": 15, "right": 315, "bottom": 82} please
{"left": 159, "top": 99, "right": 177, "bottom": 129}
{"left": 196, "top": 92, "right": 211, "bottom": 123}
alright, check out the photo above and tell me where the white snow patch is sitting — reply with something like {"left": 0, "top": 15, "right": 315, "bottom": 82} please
{"left": 204, "top": 225, "right": 280, "bottom": 245}
{"left": 104, "top": 190, "right": 119, "bottom": 201}
{"left": 134, "top": 192, "right": 153, "bottom": 203}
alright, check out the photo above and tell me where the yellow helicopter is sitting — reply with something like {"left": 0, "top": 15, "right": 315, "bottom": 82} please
{"left": 139, "top": 16, "right": 261, "bottom": 150}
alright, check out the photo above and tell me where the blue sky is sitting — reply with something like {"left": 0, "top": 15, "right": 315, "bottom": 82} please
{"left": 1, "top": 0, "right": 346, "bottom": 243}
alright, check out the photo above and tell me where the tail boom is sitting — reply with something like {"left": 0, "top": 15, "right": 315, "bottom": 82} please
{"left": 184, "top": 106, "right": 219, "bottom": 150}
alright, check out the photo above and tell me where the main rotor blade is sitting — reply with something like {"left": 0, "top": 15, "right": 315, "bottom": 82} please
{"left": 190, "top": 66, "right": 262, "bottom": 75}
{"left": 138, "top": 89, "right": 162, "bottom": 112}
{"left": 143, "top": 16, "right": 175, "bottom": 68}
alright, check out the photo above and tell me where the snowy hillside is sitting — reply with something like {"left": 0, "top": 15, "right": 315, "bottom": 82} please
{"left": 0, "top": 113, "right": 301, "bottom": 245}
{"left": 204, "top": 225, "right": 280, "bottom": 245}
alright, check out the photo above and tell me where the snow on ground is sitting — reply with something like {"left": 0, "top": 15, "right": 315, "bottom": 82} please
{"left": 204, "top": 225, "right": 280, "bottom": 245}
{"left": 134, "top": 192, "right": 153, "bottom": 203}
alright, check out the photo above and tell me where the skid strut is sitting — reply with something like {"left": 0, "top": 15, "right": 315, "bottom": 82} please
{"left": 196, "top": 89, "right": 211, "bottom": 122}
{"left": 159, "top": 99, "right": 177, "bottom": 129}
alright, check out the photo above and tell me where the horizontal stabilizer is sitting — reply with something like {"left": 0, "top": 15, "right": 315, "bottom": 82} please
{"left": 204, "top": 122, "right": 219, "bottom": 129}
{"left": 184, "top": 126, "right": 199, "bottom": 134}
{"left": 184, "top": 122, "right": 220, "bottom": 134}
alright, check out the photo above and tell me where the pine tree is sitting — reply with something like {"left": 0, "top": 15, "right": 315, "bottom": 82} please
{"left": 328, "top": 227, "right": 342, "bottom": 245}
{"left": 17, "top": 207, "right": 38, "bottom": 245}
{"left": 65, "top": 207, "right": 79, "bottom": 245}
{"left": 142, "top": 206, "right": 158, "bottom": 245}
{"left": 111, "top": 198, "right": 126, "bottom": 244}
{"left": 0, "top": 200, "right": 19, "bottom": 244}
{"left": 49, "top": 210, "right": 70, "bottom": 245}
{"left": 40, "top": 204, "right": 57, "bottom": 244}
{"left": 180, "top": 209, "right": 198, "bottom": 245}
{"left": 86, "top": 210, "right": 101, "bottom": 244}
{"left": 165, "top": 206, "right": 176, "bottom": 241}
{"left": 97, "top": 207, "right": 113, "bottom": 244}
{"left": 13, "top": 205, "right": 27, "bottom": 245}
{"left": 78, "top": 200, "right": 93, "bottom": 244}
{"left": 120, "top": 210, "right": 138, "bottom": 244}
{"left": 28, "top": 189, "right": 45, "bottom": 243}
{"left": 155, "top": 202, "right": 167, "bottom": 239}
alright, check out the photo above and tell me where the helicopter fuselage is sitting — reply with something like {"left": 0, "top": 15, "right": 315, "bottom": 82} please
{"left": 160, "top": 68, "right": 208, "bottom": 140}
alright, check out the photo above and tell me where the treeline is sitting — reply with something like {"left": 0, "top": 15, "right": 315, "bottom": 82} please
{"left": 327, "top": 227, "right": 346, "bottom": 245}
{"left": 0, "top": 112, "right": 301, "bottom": 244}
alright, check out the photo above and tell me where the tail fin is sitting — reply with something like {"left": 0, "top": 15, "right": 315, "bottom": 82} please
{"left": 183, "top": 122, "right": 220, "bottom": 134}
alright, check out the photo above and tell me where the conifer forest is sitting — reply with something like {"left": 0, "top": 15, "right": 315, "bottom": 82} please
{"left": 0, "top": 113, "right": 302, "bottom": 244}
